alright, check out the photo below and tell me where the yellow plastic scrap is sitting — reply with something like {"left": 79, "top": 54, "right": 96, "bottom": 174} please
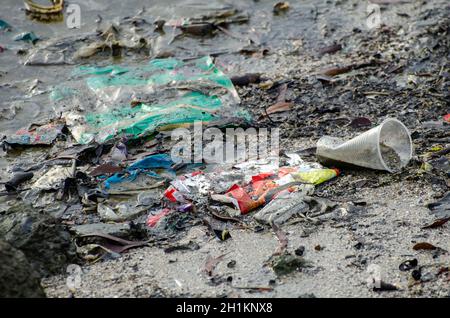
{"left": 429, "top": 145, "right": 443, "bottom": 152}
{"left": 292, "top": 168, "right": 339, "bottom": 185}
{"left": 420, "top": 162, "right": 433, "bottom": 172}
{"left": 420, "top": 145, "right": 443, "bottom": 161}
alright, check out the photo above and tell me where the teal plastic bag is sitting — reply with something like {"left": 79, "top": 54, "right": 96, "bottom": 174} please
{"left": 53, "top": 56, "right": 249, "bottom": 144}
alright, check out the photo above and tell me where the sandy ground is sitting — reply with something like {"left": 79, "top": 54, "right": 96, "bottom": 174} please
{"left": 1, "top": 0, "right": 448, "bottom": 298}
{"left": 42, "top": 180, "right": 450, "bottom": 298}
{"left": 41, "top": 0, "right": 449, "bottom": 298}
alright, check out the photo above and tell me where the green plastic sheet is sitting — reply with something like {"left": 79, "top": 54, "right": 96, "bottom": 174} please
{"left": 52, "top": 56, "right": 247, "bottom": 144}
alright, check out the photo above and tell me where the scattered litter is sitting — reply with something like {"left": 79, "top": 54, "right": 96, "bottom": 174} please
{"left": 427, "top": 193, "right": 450, "bottom": 219}
{"left": 272, "top": 223, "right": 288, "bottom": 256}
{"left": 0, "top": 0, "right": 447, "bottom": 299}
{"left": 213, "top": 229, "right": 232, "bottom": 241}
{"left": 227, "top": 260, "right": 236, "bottom": 268}
{"left": 294, "top": 246, "right": 305, "bottom": 256}
{"left": 147, "top": 208, "right": 172, "bottom": 228}
{"left": 90, "top": 164, "right": 123, "bottom": 177}
{"left": 316, "top": 118, "right": 412, "bottom": 172}
{"left": 163, "top": 241, "right": 200, "bottom": 253}
{"left": 33, "top": 166, "right": 74, "bottom": 190}
{"left": 78, "top": 232, "right": 149, "bottom": 254}
{"left": 399, "top": 259, "right": 418, "bottom": 271}
{"left": 71, "top": 223, "right": 131, "bottom": 237}
{"left": 225, "top": 166, "right": 338, "bottom": 215}
{"left": 203, "top": 253, "right": 226, "bottom": 276}
{"left": 271, "top": 252, "right": 311, "bottom": 276}
{"left": 349, "top": 117, "right": 372, "bottom": 129}
{"left": 0, "top": 19, "right": 11, "bottom": 31}
{"left": 97, "top": 204, "right": 121, "bottom": 222}
{"left": 318, "top": 43, "right": 342, "bottom": 56}
{"left": 104, "top": 153, "right": 174, "bottom": 189}
{"left": 4, "top": 172, "right": 34, "bottom": 192}
{"left": 55, "top": 56, "right": 247, "bottom": 144}
{"left": 3, "top": 121, "right": 65, "bottom": 147}
{"left": 14, "top": 32, "right": 39, "bottom": 44}
{"left": 444, "top": 114, "right": 450, "bottom": 123}
{"left": 75, "top": 232, "right": 149, "bottom": 261}
{"left": 254, "top": 188, "right": 312, "bottom": 225}
{"left": 273, "top": 2, "right": 290, "bottom": 14}
{"left": 24, "top": 0, "right": 64, "bottom": 16}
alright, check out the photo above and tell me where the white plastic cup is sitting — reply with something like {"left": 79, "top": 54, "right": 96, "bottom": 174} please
{"left": 316, "top": 118, "right": 413, "bottom": 173}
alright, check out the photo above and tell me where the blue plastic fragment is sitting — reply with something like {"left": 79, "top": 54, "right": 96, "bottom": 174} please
{"left": 128, "top": 153, "right": 173, "bottom": 170}
{"left": 103, "top": 153, "right": 174, "bottom": 189}
{"left": 14, "top": 32, "right": 39, "bottom": 44}
{"left": 0, "top": 19, "right": 11, "bottom": 30}
{"left": 104, "top": 170, "right": 140, "bottom": 189}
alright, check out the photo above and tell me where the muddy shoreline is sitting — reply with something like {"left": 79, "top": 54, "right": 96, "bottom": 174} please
{"left": 1, "top": 0, "right": 449, "bottom": 298}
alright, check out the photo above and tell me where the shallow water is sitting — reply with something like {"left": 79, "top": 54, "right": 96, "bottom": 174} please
{"left": 0, "top": 0, "right": 371, "bottom": 133}
{"left": 1, "top": 0, "right": 442, "bottom": 177}
{"left": 0, "top": 0, "right": 364, "bottom": 178}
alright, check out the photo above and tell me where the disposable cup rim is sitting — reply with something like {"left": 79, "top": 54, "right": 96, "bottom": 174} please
{"left": 376, "top": 118, "right": 413, "bottom": 172}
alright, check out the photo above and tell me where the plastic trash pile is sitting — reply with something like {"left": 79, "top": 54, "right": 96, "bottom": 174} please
{"left": 160, "top": 156, "right": 339, "bottom": 225}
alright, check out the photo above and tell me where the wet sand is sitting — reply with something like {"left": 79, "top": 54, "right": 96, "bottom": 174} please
{"left": 1, "top": 0, "right": 449, "bottom": 298}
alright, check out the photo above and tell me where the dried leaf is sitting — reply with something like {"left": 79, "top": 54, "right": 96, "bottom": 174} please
{"left": 231, "top": 73, "right": 261, "bottom": 86}
{"left": 90, "top": 164, "right": 123, "bottom": 176}
{"left": 349, "top": 117, "right": 372, "bottom": 129}
{"left": 315, "top": 74, "right": 335, "bottom": 84}
{"left": 369, "top": 0, "right": 410, "bottom": 4}
{"left": 203, "top": 253, "right": 227, "bottom": 276}
{"left": 318, "top": 44, "right": 342, "bottom": 55}
{"left": 437, "top": 267, "right": 449, "bottom": 276}
{"left": 319, "top": 61, "right": 376, "bottom": 77}
{"left": 413, "top": 242, "right": 437, "bottom": 251}
{"left": 373, "top": 281, "right": 398, "bottom": 291}
{"left": 422, "top": 217, "right": 450, "bottom": 229}
{"left": 79, "top": 233, "right": 149, "bottom": 254}
{"left": 320, "top": 65, "right": 353, "bottom": 77}
{"left": 213, "top": 229, "right": 232, "bottom": 241}
{"left": 234, "top": 286, "right": 274, "bottom": 292}
{"left": 80, "top": 232, "right": 145, "bottom": 246}
{"left": 276, "top": 83, "right": 288, "bottom": 103}
{"left": 164, "top": 241, "right": 200, "bottom": 253}
{"left": 272, "top": 223, "right": 288, "bottom": 256}
{"left": 266, "top": 101, "right": 293, "bottom": 115}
